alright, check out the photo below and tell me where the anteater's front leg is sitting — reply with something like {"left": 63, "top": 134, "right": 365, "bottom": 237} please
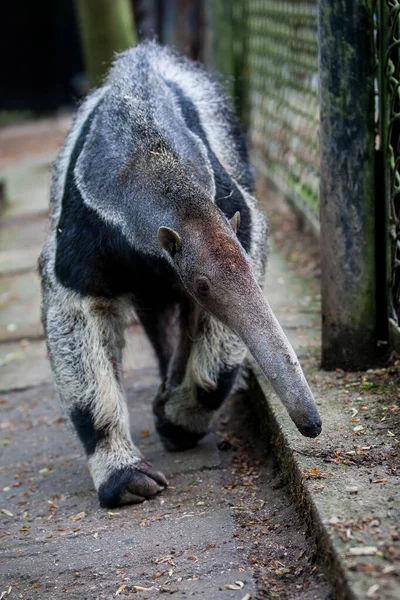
{"left": 41, "top": 285, "right": 167, "bottom": 507}
{"left": 153, "top": 304, "right": 246, "bottom": 451}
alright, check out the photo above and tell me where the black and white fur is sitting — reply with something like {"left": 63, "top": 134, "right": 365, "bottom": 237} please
{"left": 39, "top": 42, "right": 268, "bottom": 508}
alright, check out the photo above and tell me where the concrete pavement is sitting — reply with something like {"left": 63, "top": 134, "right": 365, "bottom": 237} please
{"left": 4, "top": 118, "right": 397, "bottom": 600}
{"left": 0, "top": 143, "right": 256, "bottom": 599}
{"left": 0, "top": 122, "right": 331, "bottom": 599}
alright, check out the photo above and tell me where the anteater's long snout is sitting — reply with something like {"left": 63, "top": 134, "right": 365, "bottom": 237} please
{"left": 217, "top": 276, "right": 322, "bottom": 438}
{"left": 159, "top": 221, "right": 321, "bottom": 437}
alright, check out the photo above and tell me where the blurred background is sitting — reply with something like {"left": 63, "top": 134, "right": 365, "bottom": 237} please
{"left": 0, "top": 0, "right": 205, "bottom": 113}
{"left": 0, "top": 0, "right": 320, "bottom": 245}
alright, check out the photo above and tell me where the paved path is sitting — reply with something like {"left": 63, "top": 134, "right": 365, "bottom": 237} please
{"left": 0, "top": 142, "right": 258, "bottom": 599}
{"left": 0, "top": 123, "right": 336, "bottom": 600}
{"left": 2, "top": 120, "right": 398, "bottom": 600}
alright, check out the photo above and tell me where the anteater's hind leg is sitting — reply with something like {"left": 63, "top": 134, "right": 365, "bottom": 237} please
{"left": 40, "top": 275, "right": 167, "bottom": 508}
{"left": 135, "top": 299, "right": 180, "bottom": 379}
{"left": 152, "top": 300, "right": 247, "bottom": 451}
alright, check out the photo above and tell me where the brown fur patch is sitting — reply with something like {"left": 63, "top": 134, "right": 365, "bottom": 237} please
{"left": 207, "top": 232, "right": 249, "bottom": 275}
{"left": 91, "top": 297, "right": 117, "bottom": 318}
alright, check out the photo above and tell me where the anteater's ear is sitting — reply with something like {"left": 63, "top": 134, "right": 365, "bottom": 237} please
{"left": 158, "top": 227, "right": 182, "bottom": 258}
{"left": 230, "top": 211, "right": 241, "bottom": 233}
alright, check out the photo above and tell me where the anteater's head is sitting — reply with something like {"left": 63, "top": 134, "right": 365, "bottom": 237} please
{"left": 158, "top": 206, "right": 321, "bottom": 438}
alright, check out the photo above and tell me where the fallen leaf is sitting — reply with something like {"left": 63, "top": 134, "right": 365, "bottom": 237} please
{"left": 348, "top": 546, "right": 377, "bottom": 556}
{"left": 367, "top": 584, "right": 380, "bottom": 598}
{"left": 132, "top": 586, "right": 156, "bottom": 592}
{"left": 0, "top": 586, "right": 12, "bottom": 600}
{"left": 187, "top": 556, "right": 198, "bottom": 561}
{"left": 382, "top": 565, "right": 395, "bottom": 574}
{"left": 353, "top": 425, "right": 364, "bottom": 433}
{"left": 154, "top": 555, "right": 175, "bottom": 566}
{"left": 301, "top": 468, "right": 328, "bottom": 480}
{"left": 1, "top": 509, "right": 13, "bottom": 517}
{"left": 225, "top": 581, "right": 244, "bottom": 590}
{"left": 70, "top": 511, "right": 86, "bottom": 521}
{"left": 152, "top": 571, "right": 165, "bottom": 579}
{"left": 203, "top": 544, "right": 216, "bottom": 551}
{"left": 115, "top": 584, "right": 126, "bottom": 596}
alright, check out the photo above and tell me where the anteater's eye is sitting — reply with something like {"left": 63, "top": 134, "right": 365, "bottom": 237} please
{"left": 195, "top": 276, "right": 211, "bottom": 297}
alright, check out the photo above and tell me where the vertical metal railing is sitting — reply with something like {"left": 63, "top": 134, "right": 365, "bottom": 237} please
{"left": 383, "top": 0, "right": 400, "bottom": 348}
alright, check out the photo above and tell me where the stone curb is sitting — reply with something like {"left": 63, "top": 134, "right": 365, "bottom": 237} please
{"left": 247, "top": 361, "right": 400, "bottom": 600}
{"left": 246, "top": 251, "right": 399, "bottom": 600}
{"left": 247, "top": 363, "right": 356, "bottom": 600}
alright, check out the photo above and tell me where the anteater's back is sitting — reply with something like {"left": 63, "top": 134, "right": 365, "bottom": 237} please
{"left": 50, "top": 43, "right": 253, "bottom": 228}
{"left": 109, "top": 43, "right": 252, "bottom": 187}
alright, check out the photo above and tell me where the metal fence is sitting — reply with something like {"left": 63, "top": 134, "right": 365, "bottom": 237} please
{"left": 192, "top": 0, "right": 394, "bottom": 366}
{"left": 246, "top": 0, "right": 320, "bottom": 233}
{"left": 383, "top": 0, "right": 400, "bottom": 346}
{"left": 210, "top": 0, "right": 380, "bottom": 368}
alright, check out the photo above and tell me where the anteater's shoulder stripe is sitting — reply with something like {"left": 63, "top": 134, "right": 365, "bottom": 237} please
{"left": 166, "top": 80, "right": 252, "bottom": 254}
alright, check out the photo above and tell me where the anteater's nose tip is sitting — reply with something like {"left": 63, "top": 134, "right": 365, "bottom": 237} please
{"left": 298, "top": 419, "right": 322, "bottom": 438}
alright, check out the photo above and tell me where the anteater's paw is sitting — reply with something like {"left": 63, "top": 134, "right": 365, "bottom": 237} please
{"left": 152, "top": 381, "right": 206, "bottom": 452}
{"left": 98, "top": 461, "right": 168, "bottom": 508}
{"left": 155, "top": 415, "right": 206, "bottom": 452}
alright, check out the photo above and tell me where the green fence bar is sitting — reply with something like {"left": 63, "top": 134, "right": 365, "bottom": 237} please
{"left": 75, "top": 0, "right": 137, "bottom": 87}
{"left": 204, "top": 0, "right": 235, "bottom": 98}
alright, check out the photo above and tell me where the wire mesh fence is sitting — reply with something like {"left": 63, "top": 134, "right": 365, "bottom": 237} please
{"left": 207, "top": 0, "right": 394, "bottom": 360}
{"left": 246, "top": 0, "right": 320, "bottom": 232}
{"left": 384, "top": 0, "right": 400, "bottom": 334}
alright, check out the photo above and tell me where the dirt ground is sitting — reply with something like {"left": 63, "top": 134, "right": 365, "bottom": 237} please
{"left": 257, "top": 180, "right": 321, "bottom": 281}
{"left": 255, "top": 182, "right": 399, "bottom": 599}
{"left": 217, "top": 391, "right": 333, "bottom": 600}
